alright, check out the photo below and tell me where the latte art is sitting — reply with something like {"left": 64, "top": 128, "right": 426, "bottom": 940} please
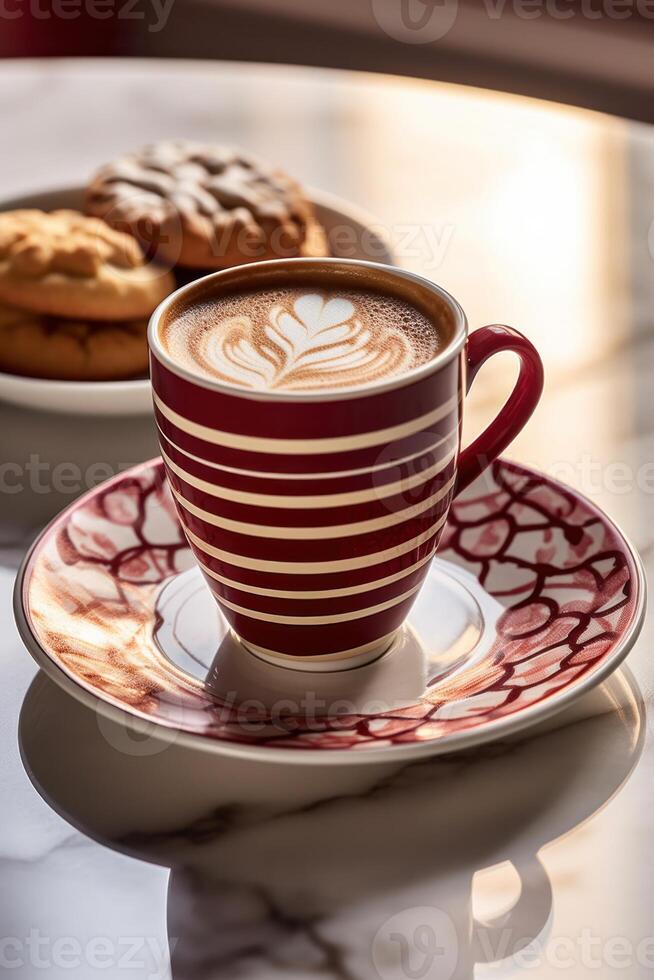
{"left": 200, "top": 294, "right": 416, "bottom": 390}
{"left": 163, "top": 285, "right": 441, "bottom": 392}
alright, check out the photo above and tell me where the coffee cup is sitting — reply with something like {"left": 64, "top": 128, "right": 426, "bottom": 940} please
{"left": 148, "top": 259, "right": 543, "bottom": 670}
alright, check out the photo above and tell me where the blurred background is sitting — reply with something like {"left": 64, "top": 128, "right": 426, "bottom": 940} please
{"left": 3, "top": 0, "right": 654, "bottom": 122}
{"left": 3, "top": 0, "right": 654, "bottom": 547}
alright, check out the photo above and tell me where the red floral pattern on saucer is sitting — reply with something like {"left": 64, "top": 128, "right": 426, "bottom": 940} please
{"left": 16, "top": 458, "right": 644, "bottom": 758}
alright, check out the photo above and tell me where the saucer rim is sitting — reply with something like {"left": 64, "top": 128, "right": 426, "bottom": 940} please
{"left": 13, "top": 457, "right": 647, "bottom": 766}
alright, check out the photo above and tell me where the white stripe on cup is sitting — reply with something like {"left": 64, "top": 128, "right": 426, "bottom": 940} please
{"left": 198, "top": 547, "right": 436, "bottom": 599}
{"left": 217, "top": 582, "right": 422, "bottom": 625}
{"left": 183, "top": 512, "right": 447, "bottom": 573}
{"left": 153, "top": 391, "right": 459, "bottom": 455}
{"left": 162, "top": 445, "right": 456, "bottom": 509}
{"left": 171, "top": 474, "right": 455, "bottom": 539}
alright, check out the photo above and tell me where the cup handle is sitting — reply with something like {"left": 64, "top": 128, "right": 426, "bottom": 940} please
{"left": 455, "top": 325, "right": 544, "bottom": 496}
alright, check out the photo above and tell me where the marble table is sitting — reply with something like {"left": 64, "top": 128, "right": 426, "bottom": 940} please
{"left": 2, "top": 59, "right": 654, "bottom": 979}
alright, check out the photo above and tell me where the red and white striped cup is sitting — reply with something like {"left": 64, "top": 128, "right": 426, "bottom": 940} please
{"left": 149, "top": 259, "right": 543, "bottom": 670}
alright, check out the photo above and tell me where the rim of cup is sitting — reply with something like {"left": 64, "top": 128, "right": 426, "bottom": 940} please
{"left": 147, "top": 257, "right": 468, "bottom": 403}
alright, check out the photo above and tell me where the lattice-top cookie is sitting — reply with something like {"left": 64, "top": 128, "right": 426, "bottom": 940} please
{"left": 85, "top": 141, "right": 329, "bottom": 269}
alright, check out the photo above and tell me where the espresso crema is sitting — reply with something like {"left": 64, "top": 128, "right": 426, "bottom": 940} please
{"left": 161, "top": 285, "right": 444, "bottom": 392}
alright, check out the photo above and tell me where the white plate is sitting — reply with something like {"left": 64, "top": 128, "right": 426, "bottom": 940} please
{"left": 0, "top": 185, "right": 395, "bottom": 417}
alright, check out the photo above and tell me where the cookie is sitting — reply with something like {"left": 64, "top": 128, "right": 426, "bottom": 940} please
{"left": 0, "top": 303, "right": 149, "bottom": 381}
{"left": 301, "top": 217, "right": 329, "bottom": 259}
{"left": 0, "top": 210, "right": 175, "bottom": 320}
{"left": 85, "top": 141, "right": 330, "bottom": 269}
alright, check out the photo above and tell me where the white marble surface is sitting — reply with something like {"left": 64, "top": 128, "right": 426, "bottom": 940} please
{"left": 2, "top": 59, "right": 654, "bottom": 979}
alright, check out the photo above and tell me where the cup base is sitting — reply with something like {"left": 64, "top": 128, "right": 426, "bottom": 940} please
{"left": 240, "top": 633, "right": 399, "bottom": 673}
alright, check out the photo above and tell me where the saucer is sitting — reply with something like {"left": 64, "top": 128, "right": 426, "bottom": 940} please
{"left": 14, "top": 457, "right": 646, "bottom": 763}
{"left": 0, "top": 185, "right": 394, "bottom": 417}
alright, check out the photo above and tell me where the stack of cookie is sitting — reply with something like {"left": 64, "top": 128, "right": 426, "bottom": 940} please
{"left": 0, "top": 141, "right": 330, "bottom": 384}
{"left": 0, "top": 210, "right": 175, "bottom": 381}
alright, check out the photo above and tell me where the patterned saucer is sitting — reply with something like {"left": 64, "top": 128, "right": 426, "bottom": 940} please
{"left": 14, "top": 457, "right": 646, "bottom": 763}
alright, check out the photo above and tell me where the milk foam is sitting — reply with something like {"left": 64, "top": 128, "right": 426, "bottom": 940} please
{"left": 162, "top": 286, "right": 441, "bottom": 392}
